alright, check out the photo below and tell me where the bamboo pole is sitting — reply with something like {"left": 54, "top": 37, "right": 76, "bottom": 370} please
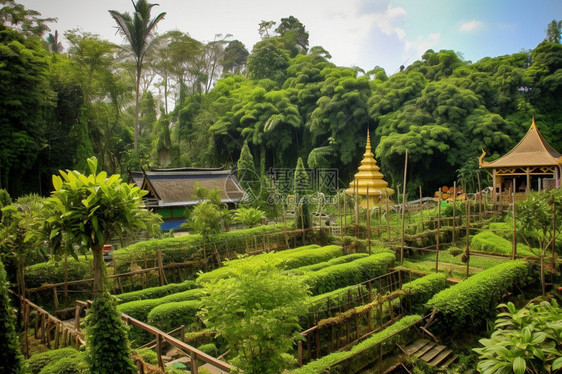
{"left": 64, "top": 255, "right": 68, "bottom": 299}
{"left": 157, "top": 250, "right": 165, "bottom": 286}
{"left": 477, "top": 172, "right": 482, "bottom": 219}
{"left": 354, "top": 181, "right": 359, "bottom": 237}
{"left": 419, "top": 186, "right": 423, "bottom": 232}
{"left": 385, "top": 192, "right": 391, "bottom": 244}
{"left": 466, "top": 198, "right": 470, "bottom": 279}
{"left": 400, "top": 150, "right": 408, "bottom": 265}
{"left": 512, "top": 178, "right": 517, "bottom": 260}
{"left": 436, "top": 188, "right": 441, "bottom": 273}
{"left": 367, "top": 185, "right": 371, "bottom": 255}
{"left": 452, "top": 181, "right": 457, "bottom": 244}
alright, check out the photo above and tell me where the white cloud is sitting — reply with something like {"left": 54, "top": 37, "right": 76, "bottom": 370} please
{"left": 460, "top": 20, "right": 484, "bottom": 32}
{"left": 403, "top": 33, "right": 441, "bottom": 64}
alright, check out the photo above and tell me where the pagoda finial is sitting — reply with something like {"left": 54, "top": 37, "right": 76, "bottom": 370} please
{"left": 531, "top": 115, "right": 537, "bottom": 129}
{"left": 366, "top": 128, "right": 371, "bottom": 151}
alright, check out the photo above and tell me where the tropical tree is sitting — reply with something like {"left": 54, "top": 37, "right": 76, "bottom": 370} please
{"left": 199, "top": 256, "right": 309, "bottom": 373}
{"left": 546, "top": 19, "right": 562, "bottom": 43}
{"left": 0, "top": 259, "right": 24, "bottom": 374}
{"left": 44, "top": 157, "right": 148, "bottom": 296}
{"left": 85, "top": 292, "right": 136, "bottom": 374}
{"left": 109, "top": 0, "right": 166, "bottom": 151}
{"left": 294, "top": 157, "right": 311, "bottom": 229}
{"left": 517, "top": 189, "right": 562, "bottom": 295}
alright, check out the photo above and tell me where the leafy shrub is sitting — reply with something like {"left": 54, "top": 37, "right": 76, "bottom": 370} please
{"left": 292, "top": 315, "right": 421, "bottom": 374}
{"left": 147, "top": 300, "right": 202, "bottom": 331}
{"left": 0, "top": 259, "right": 24, "bottom": 373}
{"left": 488, "top": 222, "right": 513, "bottom": 240}
{"left": 196, "top": 244, "right": 340, "bottom": 283}
{"left": 473, "top": 299, "right": 562, "bottom": 373}
{"left": 28, "top": 348, "right": 79, "bottom": 374}
{"left": 38, "top": 351, "right": 89, "bottom": 374}
{"left": 197, "top": 343, "right": 218, "bottom": 358}
{"left": 116, "top": 280, "right": 198, "bottom": 304}
{"left": 471, "top": 231, "right": 534, "bottom": 257}
{"left": 26, "top": 257, "right": 93, "bottom": 288}
{"left": 302, "top": 252, "right": 395, "bottom": 295}
{"left": 306, "top": 284, "right": 370, "bottom": 321}
{"left": 158, "top": 287, "right": 206, "bottom": 303}
{"left": 288, "top": 253, "right": 369, "bottom": 274}
{"left": 116, "top": 299, "right": 162, "bottom": 321}
{"left": 133, "top": 348, "right": 158, "bottom": 366}
{"left": 118, "top": 223, "right": 294, "bottom": 265}
{"left": 401, "top": 273, "right": 448, "bottom": 314}
{"left": 425, "top": 260, "right": 530, "bottom": 335}
{"left": 85, "top": 292, "right": 136, "bottom": 374}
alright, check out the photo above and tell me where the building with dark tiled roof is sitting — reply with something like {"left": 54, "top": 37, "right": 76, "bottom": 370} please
{"left": 129, "top": 167, "right": 244, "bottom": 230}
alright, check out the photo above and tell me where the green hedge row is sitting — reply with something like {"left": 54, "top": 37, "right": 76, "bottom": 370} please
{"left": 117, "top": 223, "right": 294, "bottom": 264}
{"left": 26, "top": 347, "right": 88, "bottom": 374}
{"left": 301, "top": 252, "right": 395, "bottom": 295}
{"left": 471, "top": 231, "right": 534, "bottom": 257}
{"left": 288, "top": 253, "right": 369, "bottom": 275}
{"left": 147, "top": 299, "right": 202, "bottom": 331}
{"left": 26, "top": 257, "right": 93, "bottom": 289}
{"left": 306, "top": 283, "right": 370, "bottom": 321}
{"left": 196, "top": 244, "right": 342, "bottom": 283}
{"left": 401, "top": 273, "right": 448, "bottom": 314}
{"left": 117, "top": 287, "right": 205, "bottom": 322}
{"left": 292, "top": 315, "right": 421, "bottom": 374}
{"left": 116, "top": 280, "right": 198, "bottom": 304}
{"left": 425, "top": 260, "right": 530, "bottom": 334}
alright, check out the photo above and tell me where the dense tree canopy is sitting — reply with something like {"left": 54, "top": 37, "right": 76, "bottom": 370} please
{"left": 3, "top": 6, "right": 562, "bottom": 199}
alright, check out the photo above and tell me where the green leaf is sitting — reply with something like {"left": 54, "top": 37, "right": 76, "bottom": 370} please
{"left": 512, "top": 357, "right": 526, "bottom": 374}
{"left": 552, "top": 356, "right": 562, "bottom": 371}
{"left": 52, "top": 175, "right": 63, "bottom": 190}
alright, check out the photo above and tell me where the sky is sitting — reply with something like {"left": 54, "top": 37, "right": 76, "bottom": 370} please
{"left": 17, "top": 0, "right": 562, "bottom": 75}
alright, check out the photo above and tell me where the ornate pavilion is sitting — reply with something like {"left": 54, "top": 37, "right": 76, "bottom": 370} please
{"left": 479, "top": 118, "right": 562, "bottom": 203}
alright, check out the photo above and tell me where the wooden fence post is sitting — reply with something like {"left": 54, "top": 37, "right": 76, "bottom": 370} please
{"left": 436, "top": 188, "right": 441, "bottom": 273}
{"left": 157, "top": 250, "right": 165, "bottom": 286}
{"left": 156, "top": 333, "right": 164, "bottom": 370}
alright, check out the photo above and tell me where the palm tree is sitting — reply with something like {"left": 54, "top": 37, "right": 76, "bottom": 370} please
{"left": 109, "top": 0, "right": 165, "bottom": 152}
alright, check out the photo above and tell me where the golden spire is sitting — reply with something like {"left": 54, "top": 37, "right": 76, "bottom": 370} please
{"left": 345, "top": 128, "right": 394, "bottom": 207}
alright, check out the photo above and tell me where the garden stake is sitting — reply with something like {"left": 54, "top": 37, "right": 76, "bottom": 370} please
{"left": 436, "top": 188, "right": 441, "bottom": 273}
{"left": 466, "top": 198, "right": 470, "bottom": 279}
{"left": 453, "top": 181, "right": 456, "bottom": 244}
{"left": 401, "top": 149, "right": 408, "bottom": 265}
{"left": 367, "top": 185, "right": 371, "bottom": 254}
{"left": 512, "top": 178, "right": 517, "bottom": 260}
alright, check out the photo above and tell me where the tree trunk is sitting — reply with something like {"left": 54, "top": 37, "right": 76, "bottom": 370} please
{"left": 92, "top": 245, "right": 106, "bottom": 297}
{"left": 134, "top": 65, "right": 141, "bottom": 152}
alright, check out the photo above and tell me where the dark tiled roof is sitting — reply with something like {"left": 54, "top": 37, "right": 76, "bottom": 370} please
{"left": 130, "top": 170, "right": 244, "bottom": 207}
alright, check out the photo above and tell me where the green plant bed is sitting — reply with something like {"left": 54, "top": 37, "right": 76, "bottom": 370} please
{"left": 304, "top": 283, "right": 370, "bottom": 323}
{"left": 287, "top": 253, "right": 369, "bottom": 274}
{"left": 26, "top": 256, "right": 93, "bottom": 289}
{"left": 425, "top": 260, "right": 531, "bottom": 336}
{"left": 27, "top": 347, "right": 82, "bottom": 374}
{"left": 399, "top": 260, "right": 484, "bottom": 278}
{"left": 115, "top": 280, "right": 199, "bottom": 304}
{"left": 409, "top": 251, "right": 506, "bottom": 270}
{"left": 117, "top": 223, "right": 294, "bottom": 268}
{"left": 401, "top": 273, "right": 448, "bottom": 314}
{"left": 147, "top": 299, "right": 202, "bottom": 332}
{"left": 196, "top": 244, "right": 342, "bottom": 283}
{"left": 302, "top": 252, "right": 395, "bottom": 295}
{"left": 471, "top": 231, "right": 535, "bottom": 257}
{"left": 292, "top": 315, "right": 422, "bottom": 374}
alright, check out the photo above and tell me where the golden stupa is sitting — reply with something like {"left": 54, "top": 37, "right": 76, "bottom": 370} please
{"left": 345, "top": 129, "right": 394, "bottom": 207}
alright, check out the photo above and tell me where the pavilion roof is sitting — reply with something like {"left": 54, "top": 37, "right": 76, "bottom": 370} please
{"left": 479, "top": 118, "right": 562, "bottom": 168}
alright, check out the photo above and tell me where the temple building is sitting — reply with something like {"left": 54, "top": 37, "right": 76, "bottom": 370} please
{"left": 129, "top": 167, "right": 244, "bottom": 230}
{"left": 479, "top": 118, "right": 562, "bottom": 203}
{"left": 346, "top": 130, "right": 394, "bottom": 207}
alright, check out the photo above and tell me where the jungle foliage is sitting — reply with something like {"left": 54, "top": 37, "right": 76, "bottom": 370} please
{"left": 2, "top": 3, "right": 562, "bottom": 200}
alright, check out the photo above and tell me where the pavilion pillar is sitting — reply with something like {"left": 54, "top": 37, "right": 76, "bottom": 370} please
{"left": 526, "top": 167, "right": 530, "bottom": 195}
{"left": 492, "top": 169, "right": 497, "bottom": 203}
{"left": 556, "top": 166, "right": 561, "bottom": 189}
